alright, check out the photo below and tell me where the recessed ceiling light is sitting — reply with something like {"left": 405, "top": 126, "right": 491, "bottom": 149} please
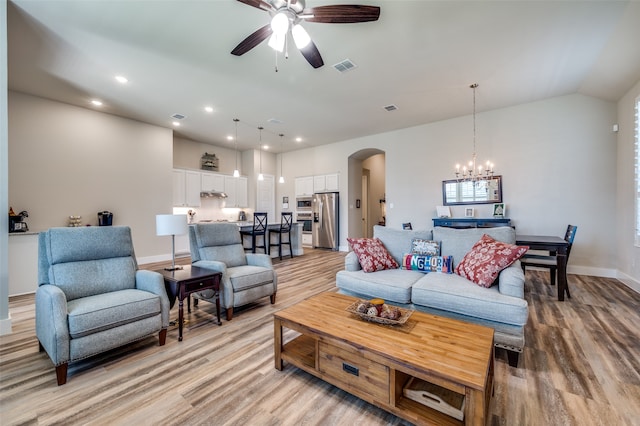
{"left": 91, "top": 100, "right": 103, "bottom": 106}
{"left": 204, "top": 106, "right": 214, "bottom": 113}
{"left": 172, "top": 121, "right": 181, "bottom": 127}
{"left": 295, "top": 137, "right": 302, "bottom": 142}
{"left": 227, "top": 135, "right": 233, "bottom": 141}
{"left": 115, "top": 75, "right": 128, "bottom": 84}
{"left": 263, "top": 145, "right": 269, "bottom": 150}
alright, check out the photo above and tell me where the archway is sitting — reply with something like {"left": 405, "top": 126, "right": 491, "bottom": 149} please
{"left": 347, "top": 148, "right": 386, "bottom": 240}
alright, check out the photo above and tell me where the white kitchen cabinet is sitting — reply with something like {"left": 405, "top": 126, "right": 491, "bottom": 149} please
{"left": 201, "top": 172, "right": 225, "bottom": 192}
{"left": 325, "top": 173, "right": 339, "bottom": 191}
{"left": 224, "top": 175, "right": 248, "bottom": 208}
{"left": 173, "top": 169, "right": 201, "bottom": 207}
{"left": 295, "top": 176, "right": 314, "bottom": 196}
{"left": 313, "top": 173, "right": 339, "bottom": 192}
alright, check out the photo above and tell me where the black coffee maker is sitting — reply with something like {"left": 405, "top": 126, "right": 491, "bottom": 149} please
{"left": 9, "top": 208, "right": 29, "bottom": 233}
{"left": 98, "top": 211, "right": 113, "bottom": 226}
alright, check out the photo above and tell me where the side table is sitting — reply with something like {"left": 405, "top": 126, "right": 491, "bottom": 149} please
{"left": 155, "top": 265, "right": 222, "bottom": 341}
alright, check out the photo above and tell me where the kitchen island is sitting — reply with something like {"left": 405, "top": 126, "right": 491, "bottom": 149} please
{"left": 175, "top": 221, "right": 303, "bottom": 259}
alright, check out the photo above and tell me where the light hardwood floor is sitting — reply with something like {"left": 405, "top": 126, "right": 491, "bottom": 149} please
{"left": 1, "top": 250, "right": 639, "bottom": 425}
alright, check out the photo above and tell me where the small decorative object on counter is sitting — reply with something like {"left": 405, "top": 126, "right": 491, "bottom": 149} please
{"left": 200, "top": 152, "right": 219, "bottom": 171}
{"left": 68, "top": 216, "right": 82, "bottom": 227}
{"left": 187, "top": 209, "right": 196, "bottom": 224}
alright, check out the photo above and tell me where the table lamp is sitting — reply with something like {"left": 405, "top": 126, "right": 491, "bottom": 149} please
{"left": 156, "top": 214, "right": 189, "bottom": 271}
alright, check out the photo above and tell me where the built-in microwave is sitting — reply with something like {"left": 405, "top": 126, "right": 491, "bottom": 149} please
{"left": 296, "top": 196, "right": 312, "bottom": 211}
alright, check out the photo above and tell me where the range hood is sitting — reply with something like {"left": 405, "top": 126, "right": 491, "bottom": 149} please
{"left": 200, "top": 191, "right": 228, "bottom": 198}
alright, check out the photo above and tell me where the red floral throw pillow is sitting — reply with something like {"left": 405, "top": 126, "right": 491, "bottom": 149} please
{"left": 347, "top": 237, "right": 399, "bottom": 273}
{"left": 455, "top": 234, "right": 529, "bottom": 288}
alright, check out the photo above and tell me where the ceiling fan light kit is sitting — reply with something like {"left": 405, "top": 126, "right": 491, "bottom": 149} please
{"left": 232, "top": 0, "right": 381, "bottom": 69}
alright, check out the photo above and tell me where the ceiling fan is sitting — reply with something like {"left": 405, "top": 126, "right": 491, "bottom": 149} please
{"left": 231, "top": 0, "right": 381, "bottom": 69}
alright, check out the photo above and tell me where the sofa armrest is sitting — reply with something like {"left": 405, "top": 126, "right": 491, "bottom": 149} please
{"left": 345, "top": 251, "right": 362, "bottom": 272}
{"left": 246, "top": 253, "right": 274, "bottom": 269}
{"left": 498, "top": 261, "right": 525, "bottom": 299}
{"left": 135, "top": 270, "right": 170, "bottom": 328}
{"left": 35, "top": 285, "right": 70, "bottom": 366}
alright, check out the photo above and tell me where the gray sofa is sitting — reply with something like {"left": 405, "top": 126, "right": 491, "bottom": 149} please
{"left": 336, "top": 225, "right": 528, "bottom": 367}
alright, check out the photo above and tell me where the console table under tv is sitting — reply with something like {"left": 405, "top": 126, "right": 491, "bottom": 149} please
{"left": 432, "top": 218, "right": 511, "bottom": 228}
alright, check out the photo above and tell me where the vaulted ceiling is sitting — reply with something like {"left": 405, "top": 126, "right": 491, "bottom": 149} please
{"left": 7, "top": 0, "right": 640, "bottom": 152}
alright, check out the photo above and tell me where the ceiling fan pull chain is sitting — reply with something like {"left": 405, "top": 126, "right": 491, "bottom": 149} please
{"left": 285, "top": 32, "right": 289, "bottom": 60}
{"left": 275, "top": 49, "right": 279, "bottom": 72}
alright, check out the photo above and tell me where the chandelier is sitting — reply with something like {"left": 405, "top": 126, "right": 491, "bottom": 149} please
{"left": 455, "top": 83, "right": 495, "bottom": 182}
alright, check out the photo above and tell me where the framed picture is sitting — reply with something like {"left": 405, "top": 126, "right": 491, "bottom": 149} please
{"left": 493, "top": 203, "right": 506, "bottom": 218}
{"left": 465, "top": 207, "right": 475, "bottom": 218}
{"left": 402, "top": 222, "right": 413, "bottom": 230}
{"left": 436, "top": 206, "right": 451, "bottom": 218}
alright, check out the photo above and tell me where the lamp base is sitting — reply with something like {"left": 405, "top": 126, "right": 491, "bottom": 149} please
{"left": 164, "top": 265, "right": 184, "bottom": 271}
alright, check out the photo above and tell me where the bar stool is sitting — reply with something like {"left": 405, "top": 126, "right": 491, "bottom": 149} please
{"left": 240, "top": 212, "right": 268, "bottom": 254}
{"left": 269, "top": 212, "right": 294, "bottom": 260}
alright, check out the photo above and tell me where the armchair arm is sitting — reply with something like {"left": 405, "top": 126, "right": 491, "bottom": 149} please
{"left": 135, "top": 270, "right": 170, "bottom": 328}
{"left": 498, "top": 261, "right": 526, "bottom": 299}
{"left": 35, "top": 285, "right": 70, "bottom": 366}
{"left": 246, "top": 253, "right": 273, "bottom": 269}
{"left": 345, "top": 251, "right": 362, "bottom": 272}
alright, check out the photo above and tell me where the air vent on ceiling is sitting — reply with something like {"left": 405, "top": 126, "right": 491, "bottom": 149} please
{"left": 171, "top": 113, "right": 186, "bottom": 120}
{"left": 268, "top": 118, "right": 283, "bottom": 124}
{"left": 383, "top": 104, "right": 398, "bottom": 112}
{"left": 333, "top": 59, "right": 357, "bottom": 73}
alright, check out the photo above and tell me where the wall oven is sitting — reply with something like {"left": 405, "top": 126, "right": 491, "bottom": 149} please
{"left": 295, "top": 211, "right": 312, "bottom": 234}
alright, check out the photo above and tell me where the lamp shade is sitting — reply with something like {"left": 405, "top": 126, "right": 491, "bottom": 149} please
{"left": 156, "top": 214, "right": 188, "bottom": 236}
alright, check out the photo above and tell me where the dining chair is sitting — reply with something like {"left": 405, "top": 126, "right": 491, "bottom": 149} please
{"left": 269, "top": 212, "right": 294, "bottom": 260}
{"left": 240, "top": 212, "right": 268, "bottom": 254}
{"left": 521, "top": 225, "right": 577, "bottom": 295}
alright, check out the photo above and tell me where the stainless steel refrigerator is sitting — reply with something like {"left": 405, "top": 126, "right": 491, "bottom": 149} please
{"left": 312, "top": 192, "right": 339, "bottom": 250}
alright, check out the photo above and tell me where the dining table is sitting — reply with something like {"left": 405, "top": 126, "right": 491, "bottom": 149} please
{"left": 516, "top": 234, "right": 570, "bottom": 301}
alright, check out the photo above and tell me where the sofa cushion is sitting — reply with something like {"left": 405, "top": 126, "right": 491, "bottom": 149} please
{"left": 433, "top": 226, "right": 516, "bottom": 269}
{"left": 336, "top": 269, "right": 423, "bottom": 303}
{"left": 373, "top": 225, "right": 433, "bottom": 265}
{"left": 401, "top": 254, "right": 453, "bottom": 273}
{"left": 455, "top": 234, "right": 529, "bottom": 287}
{"left": 411, "top": 239, "right": 440, "bottom": 256}
{"left": 411, "top": 273, "right": 529, "bottom": 327}
{"left": 228, "top": 265, "right": 275, "bottom": 292}
{"left": 347, "top": 237, "right": 398, "bottom": 273}
{"left": 67, "top": 289, "right": 161, "bottom": 339}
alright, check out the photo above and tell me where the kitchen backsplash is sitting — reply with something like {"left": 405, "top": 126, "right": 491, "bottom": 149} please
{"left": 173, "top": 198, "right": 254, "bottom": 223}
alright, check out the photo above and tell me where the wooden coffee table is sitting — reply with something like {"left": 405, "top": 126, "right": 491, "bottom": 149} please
{"left": 274, "top": 292, "right": 494, "bottom": 426}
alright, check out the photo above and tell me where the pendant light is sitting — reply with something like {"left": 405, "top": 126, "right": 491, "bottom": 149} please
{"left": 278, "top": 133, "right": 285, "bottom": 184}
{"left": 258, "top": 126, "right": 264, "bottom": 181}
{"left": 233, "top": 118, "right": 240, "bottom": 178}
{"left": 454, "top": 83, "right": 495, "bottom": 182}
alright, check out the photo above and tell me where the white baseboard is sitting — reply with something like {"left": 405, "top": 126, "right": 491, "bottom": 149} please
{"left": 616, "top": 271, "right": 640, "bottom": 294}
{"left": 0, "top": 315, "right": 12, "bottom": 336}
{"left": 568, "top": 265, "right": 617, "bottom": 278}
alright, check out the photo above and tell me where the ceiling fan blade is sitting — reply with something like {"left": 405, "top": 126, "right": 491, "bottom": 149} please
{"left": 299, "top": 40, "right": 324, "bottom": 69}
{"left": 231, "top": 24, "right": 273, "bottom": 56}
{"left": 237, "top": 0, "right": 273, "bottom": 12}
{"left": 303, "top": 5, "right": 380, "bottom": 23}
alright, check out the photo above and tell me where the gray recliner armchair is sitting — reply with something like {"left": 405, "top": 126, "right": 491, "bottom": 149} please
{"left": 189, "top": 222, "right": 277, "bottom": 321}
{"left": 36, "top": 226, "right": 170, "bottom": 385}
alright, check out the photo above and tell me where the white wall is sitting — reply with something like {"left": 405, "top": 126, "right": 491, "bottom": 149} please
{"left": 1, "top": 0, "right": 11, "bottom": 334}
{"left": 8, "top": 91, "right": 174, "bottom": 260}
{"left": 279, "top": 93, "right": 619, "bottom": 275}
{"left": 616, "top": 79, "right": 640, "bottom": 288}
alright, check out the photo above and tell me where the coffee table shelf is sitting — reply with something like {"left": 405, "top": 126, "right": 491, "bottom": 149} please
{"left": 274, "top": 293, "right": 494, "bottom": 426}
